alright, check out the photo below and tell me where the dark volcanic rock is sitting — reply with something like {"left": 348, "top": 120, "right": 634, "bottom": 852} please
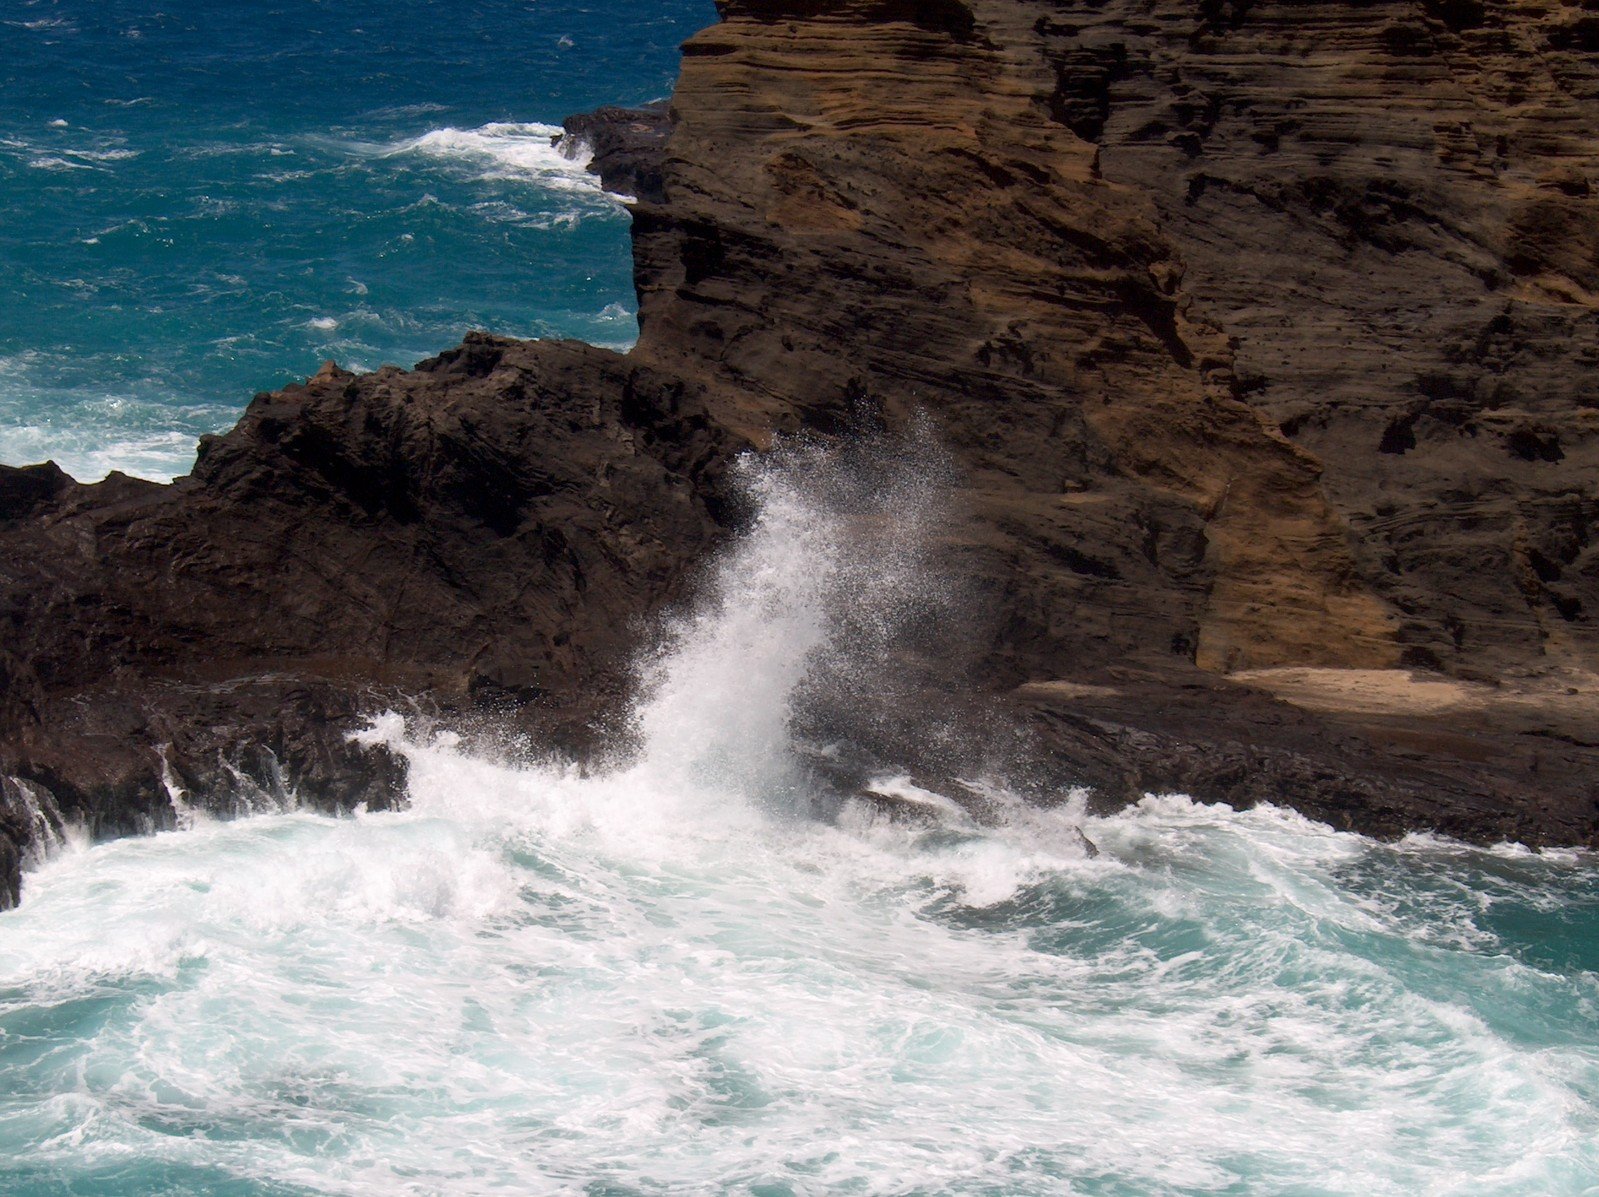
{"left": 3, "top": 0, "right": 1598, "bottom": 903}
{"left": 0, "top": 343, "right": 745, "bottom": 900}
{"left": 0, "top": 461, "right": 70, "bottom": 520}
{"left": 559, "top": 102, "right": 673, "bottom": 203}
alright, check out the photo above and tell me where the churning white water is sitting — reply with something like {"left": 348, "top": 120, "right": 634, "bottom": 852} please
{"left": 1, "top": 445, "right": 1597, "bottom": 1195}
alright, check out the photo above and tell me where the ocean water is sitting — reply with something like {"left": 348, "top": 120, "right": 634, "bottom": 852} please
{"left": 0, "top": 0, "right": 716, "bottom": 481}
{"left": 2, "top": 445, "right": 1598, "bottom": 1195}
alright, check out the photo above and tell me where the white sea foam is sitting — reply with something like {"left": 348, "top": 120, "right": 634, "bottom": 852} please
{"left": 27, "top": 155, "right": 93, "bottom": 172}
{"left": 382, "top": 121, "right": 616, "bottom": 199}
{"left": 65, "top": 146, "right": 139, "bottom": 162}
{"left": 6, "top": 17, "right": 76, "bottom": 31}
{"left": 0, "top": 369, "right": 221, "bottom": 481}
{"left": 19, "top": 140, "right": 139, "bottom": 172}
{"left": 1, "top": 444, "right": 1596, "bottom": 1194}
{"left": 4, "top": 757, "right": 1592, "bottom": 1193}
{"left": 0, "top": 422, "right": 199, "bottom": 482}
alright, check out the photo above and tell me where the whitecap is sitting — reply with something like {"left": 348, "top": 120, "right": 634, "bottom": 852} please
{"left": 27, "top": 156, "right": 93, "bottom": 172}
{"left": 379, "top": 121, "right": 616, "bottom": 200}
{"left": 68, "top": 147, "right": 139, "bottom": 162}
{"left": 0, "top": 371, "right": 226, "bottom": 482}
{"left": 0, "top": 422, "right": 201, "bottom": 483}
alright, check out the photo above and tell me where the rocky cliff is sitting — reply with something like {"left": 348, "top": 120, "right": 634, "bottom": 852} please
{"left": 2, "top": 0, "right": 1596, "bottom": 905}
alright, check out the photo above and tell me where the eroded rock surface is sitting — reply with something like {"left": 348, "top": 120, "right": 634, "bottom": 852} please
{"left": 2, "top": 0, "right": 1596, "bottom": 903}
{"left": 1043, "top": 0, "right": 1599, "bottom": 675}
{"left": 0, "top": 342, "right": 743, "bottom": 899}
{"left": 560, "top": 101, "right": 674, "bottom": 203}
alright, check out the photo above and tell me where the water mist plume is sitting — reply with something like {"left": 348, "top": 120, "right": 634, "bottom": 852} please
{"left": 624, "top": 428, "right": 958, "bottom": 815}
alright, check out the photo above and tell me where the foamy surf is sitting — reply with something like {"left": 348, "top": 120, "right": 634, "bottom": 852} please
{"left": 3, "top": 442, "right": 1597, "bottom": 1194}
{"left": 0, "top": 419, "right": 216, "bottom": 483}
{"left": 2, "top": 758, "right": 1593, "bottom": 1194}
{"left": 383, "top": 121, "right": 621, "bottom": 200}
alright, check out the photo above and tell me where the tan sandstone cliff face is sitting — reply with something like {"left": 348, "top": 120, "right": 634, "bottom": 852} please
{"left": 1027, "top": 0, "right": 1599, "bottom": 675}
{"left": 633, "top": 0, "right": 1595, "bottom": 683}
{"left": 633, "top": 0, "right": 1404, "bottom": 678}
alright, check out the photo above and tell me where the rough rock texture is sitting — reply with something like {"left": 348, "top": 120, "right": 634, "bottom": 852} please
{"left": 0, "top": 342, "right": 741, "bottom": 890}
{"left": 559, "top": 101, "right": 674, "bottom": 203}
{"left": 1042, "top": 0, "right": 1599, "bottom": 675}
{"left": 3, "top": 0, "right": 1598, "bottom": 903}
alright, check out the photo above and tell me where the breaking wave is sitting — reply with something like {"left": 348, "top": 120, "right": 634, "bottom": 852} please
{"left": 383, "top": 121, "right": 619, "bottom": 199}
{"left": 1, "top": 443, "right": 1596, "bottom": 1194}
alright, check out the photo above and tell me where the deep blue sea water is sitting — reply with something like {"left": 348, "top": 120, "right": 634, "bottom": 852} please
{"left": 0, "top": 0, "right": 716, "bottom": 480}
{"left": 3, "top": 5, "right": 1599, "bottom": 1194}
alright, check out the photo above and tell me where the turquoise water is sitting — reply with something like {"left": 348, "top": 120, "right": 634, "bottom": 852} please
{"left": 2, "top": 447, "right": 1598, "bottom": 1195}
{"left": 0, "top": 0, "right": 715, "bottom": 480}
{"left": 4, "top": 781, "right": 1596, "bottom": 1196}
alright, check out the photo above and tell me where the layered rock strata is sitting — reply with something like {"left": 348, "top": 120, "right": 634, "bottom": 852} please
{"left": 2, "top": 0, "right": 1596, "bottom": 904}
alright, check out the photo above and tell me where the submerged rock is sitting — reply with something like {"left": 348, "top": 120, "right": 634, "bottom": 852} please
{"left": 2, "top": 0, "right": 1598, "bottom": 902}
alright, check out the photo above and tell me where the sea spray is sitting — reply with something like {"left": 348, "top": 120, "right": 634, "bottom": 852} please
{"left": 0, "top": 778, "right": 81, "bottom": 869}
{"left": 3, "top": 788, "right": 1594, "bottom": 1192}
{"left": 621, "top": 431, "right": 959, "bottom": 816}
{"left": 623, "top": 442, "right": 843, "bottom": 805}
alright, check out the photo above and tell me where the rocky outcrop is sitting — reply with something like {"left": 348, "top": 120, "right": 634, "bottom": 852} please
{"left": 2, "top": 0, "right": 1596, "bottom": 903}
{"left": 559, "top": 101, "right": 674, "bottom": 203}
{"left": 0, "top": 342, "right": 742, "bottom": 885}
